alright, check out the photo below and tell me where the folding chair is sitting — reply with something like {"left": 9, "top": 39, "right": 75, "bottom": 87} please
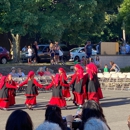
{"left": 108, "top": 74, "right": 118, "bottom": 90}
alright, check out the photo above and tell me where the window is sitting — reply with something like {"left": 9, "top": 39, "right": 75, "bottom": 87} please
{"left": 38, "top": 46, "right": 44, "bottom": 52}
{"left": 0, "top": 48, "right": 3, "bottom": 52}
{"left": 79, "top": 48, "right": 85, "bottom": 53}
{"left": 43, "top": 46, "right": 50, "bottom": 52}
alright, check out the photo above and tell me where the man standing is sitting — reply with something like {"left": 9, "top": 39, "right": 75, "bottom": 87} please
{"left": 85, "top": 41, "right": 92, "bottom": 62}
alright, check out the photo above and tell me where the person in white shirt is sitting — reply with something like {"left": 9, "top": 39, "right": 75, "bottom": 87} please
{"left": 28, "top": 46, "right": 32, "bottom": 64}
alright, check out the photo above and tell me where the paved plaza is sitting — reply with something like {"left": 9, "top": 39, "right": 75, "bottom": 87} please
{"left": 0, "top": 90, "right": 130, "bottom": 130}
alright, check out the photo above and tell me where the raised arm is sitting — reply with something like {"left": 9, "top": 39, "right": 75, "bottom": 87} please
{"left": 33, "top": 79, "right": 43, "bottom": 88}
{"left": 19, "top": 80, "right": 28, "bottom": 87}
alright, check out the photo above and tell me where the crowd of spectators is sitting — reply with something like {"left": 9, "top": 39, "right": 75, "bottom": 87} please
{"left": 5, "top": 100, "right": 112, "bottom": 130}
{"left": 9, "top": 66, "right": 52, "bottom": 78}
{"left": 22, "top": 41, "right": 64, "bottom": 65}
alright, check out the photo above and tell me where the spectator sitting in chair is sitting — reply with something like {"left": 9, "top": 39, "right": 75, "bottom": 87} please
{"left": 44, "top": 67, "right": 51, "bottom": 76}
{"left": 10, "top": 67, "right": 18, "bottom": 77}
{"left": 17, "top": 68, "right": 25, "bottom": 77}
{"left": 37, "top": 67, "right": 44, "bottom": 76}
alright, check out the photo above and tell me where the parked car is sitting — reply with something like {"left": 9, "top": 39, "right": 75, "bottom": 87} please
{"left": 0, "top": 47, "right": 10, "bottom": 64}
{"left": 20, "top": 44, "right": 70, "bottom": 62}
{"left": 69, "top": 47, "right": 97, "bottom": 61}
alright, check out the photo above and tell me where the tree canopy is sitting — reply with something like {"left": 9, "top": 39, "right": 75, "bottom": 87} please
{"left": 0, "top": 0, "right": 124, "bottom": 46}
{"left": 118, "top": 0, "right": 130, "bottom": 34}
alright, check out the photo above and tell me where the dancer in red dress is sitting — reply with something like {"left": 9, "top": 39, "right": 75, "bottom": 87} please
{"left": 44, "top": 74, "right": 69, "bottom": 108}
{"left": 0, "top": 76, "right": 18, "bottom": 110}
{"left": 19, "top": 71, "right": 43, "bottom": 110}
{"left": 85, "top": 63, "right": 103, "bottom": 103}
{"left": 69, "top": 64, "right": 84, "bottom": 107}
{"left": 6, "top": 74, "right": 18, "bottom": 106}
{"left": 58, "top": 68, "right": 71, "bottom": 100}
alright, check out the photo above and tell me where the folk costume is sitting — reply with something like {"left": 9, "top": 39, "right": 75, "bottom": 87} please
{"left": 44, "top": 74, "right": 68, "bottom": 108}
{"left": 85, "top": 63, "right": 103, "bottom": 103}
{"left": 19, "top": 71, "right": 43, "bottom": 109}
{"left": 69, "top": 64, "right": 84, "bottom": 107}
{"left": 6, "top": 74, "right": 18, "bottom": 106}
{"left": 0, "top": 76, "right": 18, "bottom": 110}
{"left": 59, "top": 68, "right": 71, "bottom": 99}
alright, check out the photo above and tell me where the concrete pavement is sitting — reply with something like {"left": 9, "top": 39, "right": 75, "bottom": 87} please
{"left": 0, "top": 90, "right": 130, "bottom": 130}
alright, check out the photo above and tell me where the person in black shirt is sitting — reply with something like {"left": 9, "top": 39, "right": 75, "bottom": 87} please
{"left": 85, "top": 41, "right": 92, "bottom": 63}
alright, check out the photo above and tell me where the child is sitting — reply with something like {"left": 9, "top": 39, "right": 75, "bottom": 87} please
{"left": 44, "top": 74, "right": 68, "bottom": 108}
{"left": 104, "top": 64, "right": 109, "bottom": 72}
{"left": 28, "top": 46, "right": 32, "bottom": 64}
{"left": 80, "top": 56, "right": 86, "bottom": 66}
{"left": 19, "top": 71, "right": 43, "bottom": 110}
{"left": 58, "top": 68, "right": 71, "bottom": 101}
{"left": 74, "top": 57, "right": 79, "bottom": 65}
{"left": 6, "top": 74, "right": 18, "bottom": 106}
{"left": 0, "top": 76, "right": 18, "bottom": 110}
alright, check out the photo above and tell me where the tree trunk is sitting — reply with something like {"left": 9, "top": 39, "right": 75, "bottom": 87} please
{"left": 11, "top": 34, "right": 21, "bottom": 63}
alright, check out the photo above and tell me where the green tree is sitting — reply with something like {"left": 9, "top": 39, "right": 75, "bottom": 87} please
{"left": 0, "top": 0, "right": 123, "bottom": 62}
{"left": 0, "top": 0, "right": 43, "bottom": 62}
{"left": 118, "top": 0, "right": 130, "bottom": 35}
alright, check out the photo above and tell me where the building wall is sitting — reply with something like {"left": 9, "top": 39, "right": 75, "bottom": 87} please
{"left": 94, "top": 55, "right": 130, "bottom": 69}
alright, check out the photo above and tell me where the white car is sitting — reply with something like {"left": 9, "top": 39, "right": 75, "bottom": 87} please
{"left": 69, "top": 47, "right": 97, "bottom": 61}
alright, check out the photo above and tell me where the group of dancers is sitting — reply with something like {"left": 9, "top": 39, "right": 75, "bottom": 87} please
{"left": 0, "top": 63, "right": 103, "bottom": 110}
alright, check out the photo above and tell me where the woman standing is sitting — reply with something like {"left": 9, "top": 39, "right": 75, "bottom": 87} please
{"left": 85, "top": 63, "right": 103, "bottom": 103}
{"left": 58, "top": 68, "right": 71, "bottom": 100}
{"left": 6, "top": 74, "right": 18, "bottom": 106}
{"left": 0, "top": 76, "right": 18, "bottom": 110}
{"left": 44, "top": 74, "right": 68, "bottom": 108}
{"left": 19, "top": 71, "right": 43, "bottom": 110}
{"left": 69, "top": 64, "right": 84, "bottom": 107}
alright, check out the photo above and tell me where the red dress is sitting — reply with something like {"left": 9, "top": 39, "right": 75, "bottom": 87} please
{"left": 8, "top": 81, "right": 17, "bottom": 106}
{"left": 86, "top": 74, "right": 103, "bottom": 103}
{"left": 19, "top": 79, "right": 43, "bottom": 105}
{"left": 69, "top": 74, "right": 84, "bottom": 105}
{"left": 0, "top": 83, "right": 17, "bottom": 108}
{"left": 60, "top": 77, "right": 71, "bottom": 98}
{"left": 45, "top": 82, "right": 69, "bottom": 108}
